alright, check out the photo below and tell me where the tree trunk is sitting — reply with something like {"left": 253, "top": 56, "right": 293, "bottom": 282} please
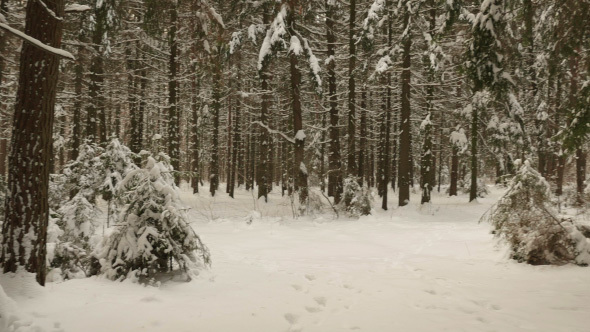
{"left": 210, "top": 53, "right": 221, "bottom": 197}
{"left": 326, "top": 0, "right": 342, "bottom": 204}
{"left": 257, "top": 3, "right": 273, "bottom": 201}
{"left": 71, "top": 23, "right": 85, "bottom": 161}
{"left": 421, "top": 6, "right": 436, "bottom": 204}
{"left": 168, "top": 2, "right": 180, "bottom": 184}
{"left": 230, "top": 59, "right": 242, "bottom": 198}
{"left": 288, "top": 1, "right": 307, "bottom": 205}
{"left": 0, "top": 0, "right": 9, "bottom": 176}
{"left": 190, "top": 73, "right": 200, "bottom": 194}
{"left": 398, "top": 8, "right": 412, "bottom": 207}
{"left": 346, "top": 0, "right": 357, "bottom": 177}
{"left": 358, "top": 89, "right": 367, "bottom": 186}
{"left": 469, "top": 105, "right": 479, "bottom": 202}
{"left": 87, "top": 1, "right": 108, "bottom": 143}
{"left": 576, "top": 149, "right": 586, "bottom": 199}
{"left": 1, "top": 0, "right": 65, "bottom": 286}
{"left": 449, "top": 145, "right": 458, "bottom": 196}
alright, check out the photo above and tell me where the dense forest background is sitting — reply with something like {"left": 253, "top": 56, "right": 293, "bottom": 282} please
{"left": 0, "top": 0, "right": 588, "bottom": 211}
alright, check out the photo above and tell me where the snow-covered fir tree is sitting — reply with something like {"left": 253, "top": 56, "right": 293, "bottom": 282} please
{"left": 98, "top": 153, "right": 210, "bottom": 280}
{"left": 482, "top": 160, "right": 590, "bottom": 265}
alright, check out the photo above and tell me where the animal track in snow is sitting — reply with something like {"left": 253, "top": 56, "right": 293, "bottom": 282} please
{"left": 305, "top": 306, "right": 322, "bottom": 313}
{"left": 313, "top": 296, "right": 327, "bottom": 306}
{"left": 305, "top": 274, "right": 316, "bottom": 281}
{"left": 284, "top": 313, "right": 300, "bottom": 324}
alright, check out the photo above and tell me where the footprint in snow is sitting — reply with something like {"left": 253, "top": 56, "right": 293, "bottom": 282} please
{"left": 305, "top": 306, "right": 322, "bottom": 313}
{"left": 140, "top": 295, "right": 161, "bottom": 302}
{"left": 313, "top": 296, "right": 327, "bottom": 306}
{"left": 292, "top": 284, "right": 303, "bottom": 292}
{"left": 284, "top": 313, "right": 300, "bottom": 324}
{"left": 305, "top": 274, "right": 316, "bottom": 281}
{"left": 424, "top": 289, "right": 437, "bottom": 295}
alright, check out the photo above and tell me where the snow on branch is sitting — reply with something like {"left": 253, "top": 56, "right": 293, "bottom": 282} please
{"left": 35, "top": 0, "right": 63, "bottom": 21}
{"left": 258, "top": 5, "right": 288, "bottom": 71}
{"left": 201, "top": 0, "right": 225, "bottom": 29}
{"left": 0, "top": 23, "right": 75, "bottom": 60}
{"left": 252, "top": 121, "right": 295, "bottom": 144}
{"left": 65, "top": 4, "right": 92, "bottom": 13}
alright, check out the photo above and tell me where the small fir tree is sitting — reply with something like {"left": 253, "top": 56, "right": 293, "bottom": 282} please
{"left": 100, "top": 138, "right": 138, "bottom": 224}
{"left": 98, "top": 153, "right": 211, "bottom": 280}
{"left": 482, "top": 160, "right": 590, "bottom": 265}
{"left": 342, "top": 176, "right": 372, "bottom": 217}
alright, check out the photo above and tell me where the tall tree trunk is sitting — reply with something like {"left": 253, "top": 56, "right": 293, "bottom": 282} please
{"left": 288, "top": 1, "right": 308, "bottom": 205}
{"left": 346, "top": 0, "right": 357, "bottom": 177}
{"left": 469, "top": 104, "right": 479, "bottom": 202}
{"left": 420, "top": 6, "right": 436, "bottom": 204}
{"left": 0, "top": 0, "right": 9, "bottom": 176}
{"left": 226, "top": 96, "right": 232, "bottom": 194}
{"left": 569, "top": 53, "right": 585, "bottom": 200}
{"left": 190, "top": 72, "right": 200, "bottom": 194}
{"left": 71, "top": 25, "right": 85, "bottom": 161}
{"left": 555, "top": 74, "right": 564, "bottom": 196}
{"left": 576, "top": 149, "right": 586, "bottom": 199}
{"left": 1, "top": 0, "right": 65, "bottom": 286}
{"left": 381, "top": 5, "right": 393, "bottom": 210}
{"left": 87, "top": 1, "right": 108, "bottom": 143}
{"left": 320, "top": 109, "right": 326, "bottom": 192}
{"left": 168, "top": 2, "right": 180, "bottom": 184}
{"left": 229, "top": 57, "right": 242, "bottom": 198}
{"left": 449, "top": 145, "right": 459, "bottom": 196}
{"left": 358, "top": 89, "right": 367, "bottom": 186}
{"left": 257, "top": 3, "right": 273, "bottom": 201}
{"left": 398, "top": 8, "right": 412, "bottom": 207}
{"left": 210, "top": 53, "right": 221, "bottom": 197}
{"left": 326, "top": 0, "right": 342, "bottom": 204}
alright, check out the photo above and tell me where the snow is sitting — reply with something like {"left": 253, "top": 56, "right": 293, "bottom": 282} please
{"left": 294, "top": 130, "right": 306, "bottom": 141}
{"left": 64, "top": 4, "right": 92, "bottom": 12}
{"left": 2, "top": 187, "right": 590, "bottom": 331}
{"left": 289, "top": 36, "right": 302, "bottom": 56}
{"left": 0, "top": 23, "right": 75, "bottom": 60}
{"left": 450, "top": 128, "right": 467, "bottom": 149}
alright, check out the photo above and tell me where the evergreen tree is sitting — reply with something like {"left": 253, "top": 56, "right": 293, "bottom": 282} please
{"left": 99, "top": 153, "right": 211, "bottom": 280}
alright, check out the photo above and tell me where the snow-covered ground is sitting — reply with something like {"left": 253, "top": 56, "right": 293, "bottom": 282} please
{"left": 2, "top": 186, "right": 590, "bottom": 332}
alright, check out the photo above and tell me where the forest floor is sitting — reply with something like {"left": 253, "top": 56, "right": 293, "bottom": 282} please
{"left": 2, "top": 185, "right": 590, "bottom": 332}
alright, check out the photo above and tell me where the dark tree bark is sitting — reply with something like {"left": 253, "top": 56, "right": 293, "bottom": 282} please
{"left": 168, "top": 2, "right": 180, "bottom": 184}
{"left": 0, "top": 0, "right": 9, "bottom": 176}
{"left": 71, "top": 22, "right": 85, "bottom": 161}
{"left": 326, "top": 0, "right": 342, "bottom": 204}
{"left": 469, "top": 105, "right": 479, "bottom": 202}
{"left": 420, "top": 6, "right": 436, "bottom": 204}
{"left": 449, "top": 145, "right": 459, "bottom": 196}
{"left": 398, "top": 7, "right": 412, "bottom": 207}
{"left": 87, "top": 1, "right": 109, "bottom": 143}
{"left": 257, "top": 3, "right": 273, "bottom": 201}
{"left": 381, "top": 5, "right": 393, "bottom": 210}
{"left": 358, "top": 89, "right": 367, "bottom": 186}
{"left": 229, "top": 58, "right": 242, "bottom": 198}
{"left": 555, "top": 74, "right": 564, "bottom": 196}
{"left": 210, "top": 53, "right": 222, "bottom": 197}
{"left": 190, "top": 72, "right": 200, "bottom": 194}
{"left": 287, "top": 1, "right": 308, "bottom": 205}
{"left": 569, "top": 54, "right": 586, "bottom": 200}
{"left": 1, "top": 0, "right": 65, "bottom": 286}
{"left": 346, "top": 0, "right": 357, "bottom": 177}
